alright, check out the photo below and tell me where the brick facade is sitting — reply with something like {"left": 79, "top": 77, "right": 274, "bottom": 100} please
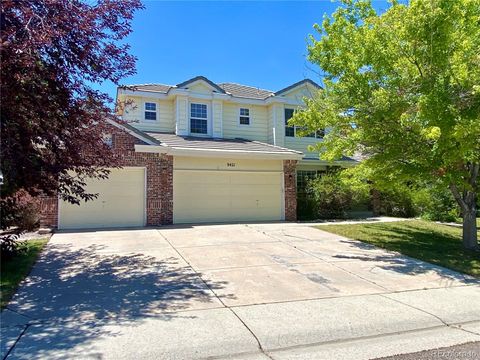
{"left": 283, "top": 160, "right": 298, "bottom": 221}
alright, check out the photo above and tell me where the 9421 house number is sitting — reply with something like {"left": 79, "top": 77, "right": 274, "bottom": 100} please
{"left": 227, "top": 163, "right": 236, "bottom": 167}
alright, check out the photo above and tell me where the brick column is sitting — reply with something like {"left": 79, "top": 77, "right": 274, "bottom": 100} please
{"left": 283, "top": 160, "right": 297, "bottom": 221}
{"left": 39, "top": 195, "right": 58, "bottom": 228}
{"left": 159, "top": 154, "right": 173, "bottom": 225}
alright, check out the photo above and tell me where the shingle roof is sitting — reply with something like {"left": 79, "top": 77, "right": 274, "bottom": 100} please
{"left": 120, "top": 84, "right": 172, "bottom": 93}
{"left": 218, "top": 83, "right": 274, "bottom": 100}
{"left": 145, "top": 132, "right": 301, "bottom": 154}
{"left": 120, "top": 77, "right": 320, "bottom": 100}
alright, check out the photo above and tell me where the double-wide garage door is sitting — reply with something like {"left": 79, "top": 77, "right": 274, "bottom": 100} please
{"left": 58, "top": 167, "right": 145, "bottom": 229}
{"left": 174, "top": 170, "right": 284, "bottom": 224}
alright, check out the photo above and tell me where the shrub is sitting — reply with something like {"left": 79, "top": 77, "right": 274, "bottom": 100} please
{"left": 411, "top": 183, "right": 460, "bottom": 222}
{"left": 1, "top": 189, "right": 41, "bottom": 232}
{"left": 306, "top": 172, "right": 354, "bottom": 219}
{"left": 1, "top": 190, "right": 41, "bottom": 259}
{"left": 372, "top": 185, "right": 417, "bottom": 218}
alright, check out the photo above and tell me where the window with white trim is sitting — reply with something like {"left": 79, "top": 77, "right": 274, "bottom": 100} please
{"left": 285, "top": 108, "right": 324, "bottom": 138}
{"left": 144, "top": 102, "right": 157, "bottom": 121}
{"left": 239, "top": 108, "right": 250, "bottom": 125}
{"left": 190, "top": 103, "right": 208, "bottom": 134}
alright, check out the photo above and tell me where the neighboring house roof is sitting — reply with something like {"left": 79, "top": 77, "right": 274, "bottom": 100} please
{"left": 217, "top": 83, "right": 274, "bottom": 100}
{"left": 119, "top": 76, "right": 321, "bottom": 100}
{"left": 274, "top": 79, "right": 322, "bottom": 96}
{"left": 145, "top": 132, "right": 302, "bottom": 155}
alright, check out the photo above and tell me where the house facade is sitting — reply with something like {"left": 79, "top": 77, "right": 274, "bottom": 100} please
{"left": 41, "top": 76, "right": 354, "bottom": 229}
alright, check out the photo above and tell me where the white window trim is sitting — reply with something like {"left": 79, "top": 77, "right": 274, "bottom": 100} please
{"left": 238, "top": 107, "right": 251, "bottom": 126}
{"left": 144, "top": 102, "right": 157, "bottom": 121}
{"left": 189, "top": 102, "right": 210, "bottom": 136}
{"left": 285, "top": 108, "right": 323, "bottom": 139}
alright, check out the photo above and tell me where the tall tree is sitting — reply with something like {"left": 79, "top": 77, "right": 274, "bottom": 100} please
{"left": 0, "top": 0, "right": 143, "bottom": 211}
{"left": 294, "top": 0, "right": 480, "bottom": 249}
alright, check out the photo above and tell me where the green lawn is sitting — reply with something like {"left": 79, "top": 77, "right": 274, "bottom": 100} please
{"left": 1, "top": 238, "right": 48, "bottom": 309}
{"left": 317, "top": 220, "right": 480, "bottom": 277}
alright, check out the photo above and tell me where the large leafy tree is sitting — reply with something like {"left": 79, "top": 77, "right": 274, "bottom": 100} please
{"left": 0, "top": 0, "right": 142, "bottom": 217}
{"left": 294, "top": 0, "right": 480, "bottom": 249}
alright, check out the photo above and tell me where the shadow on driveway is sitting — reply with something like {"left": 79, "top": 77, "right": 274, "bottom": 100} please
{"left": 4, "top": 243, "right": 232, "bottom": 356}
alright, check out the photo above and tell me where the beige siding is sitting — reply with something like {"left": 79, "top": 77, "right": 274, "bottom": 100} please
{"left": 284, "top": 137, "right": 321, "bottom": 159}
{"left": 267, "top": 105, "right": 274, "bottom": 144}
{"left": 175, "top": 96, "right": 188, "bottom": 135}
{"left": 188, "top": 82, "right": 214, "bottom": 94}
{"left": 212, "top": 100, "right": 223, "bottom": 137}
{"left": 174, "top": 156, "right": 283, "bottom": 171}
{"left": 282, "top": 83, "right": 319, "bottom": 102}
{"left": 222, "top": 103, "right": 269, "bottom": 142}
{"left": 273, "top": 104, "right": 285, "bottom": 147}
{"left": 121, "top": 96, "right": 175, "bottom": 132}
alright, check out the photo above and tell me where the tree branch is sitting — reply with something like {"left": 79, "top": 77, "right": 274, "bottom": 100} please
{"left": 449, "top": 183, "right": 468, "bottom": 213}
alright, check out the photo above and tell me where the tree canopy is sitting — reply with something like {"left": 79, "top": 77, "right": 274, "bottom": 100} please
{"left": 293, "top": 0, "right": 480, "bottom": 249}
{"left": 0, "top": 0, "right": 143, "bottom": 207}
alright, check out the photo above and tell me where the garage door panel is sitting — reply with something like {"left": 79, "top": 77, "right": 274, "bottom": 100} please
{"left": 59, "top": 168, "right": 145, "bottom": 229}
{"left": 230, "top": 174, "right": 282, "bottom": 185}
{"left": 174, "top": 170, "right": 283, "bottom": 224}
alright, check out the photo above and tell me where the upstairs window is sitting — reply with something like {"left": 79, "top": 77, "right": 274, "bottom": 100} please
{"left": 190, "top": 103, "right": 208, "bottom": 134}
{"left": 285, "top": 109, "right": 295, "bottom": 137}
{"left": 144, "top": 102, "right": 157, "bottom": 121}
{"left": 285, "top": 108, "right": 324, "bottom": 139}
{"left": 239, "top": 108, "right": 250, "bottom": 125}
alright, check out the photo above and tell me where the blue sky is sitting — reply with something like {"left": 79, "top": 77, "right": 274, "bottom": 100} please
{"left": 99, "top": 1, "right": 391, "bottom": 101}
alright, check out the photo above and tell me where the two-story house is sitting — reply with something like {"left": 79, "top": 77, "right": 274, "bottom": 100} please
{"left": 45, "top": 76, "right": 354, "bottom": 229}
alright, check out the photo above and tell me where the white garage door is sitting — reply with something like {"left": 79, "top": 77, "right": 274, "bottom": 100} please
{"left": 59, "top": 167, "right": 145, "bottom": 229}
{"left": 174, "top": 170, "right": 283, "bottom": 224}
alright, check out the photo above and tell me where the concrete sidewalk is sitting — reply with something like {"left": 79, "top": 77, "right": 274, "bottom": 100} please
{"left": 1, "top": 223, "right": 479, "bottom": 359}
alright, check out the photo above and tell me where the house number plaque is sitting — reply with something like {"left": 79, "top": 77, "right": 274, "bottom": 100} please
{"left": 227, "top": 162, "right": 236, "bottom": 167}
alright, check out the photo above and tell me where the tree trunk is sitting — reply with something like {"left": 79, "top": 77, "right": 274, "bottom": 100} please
{"left": 462, "top": 201, "right": 478, "bottom": 251}
{"left": 450, "top": 181, "right": 478, "bottom": 251}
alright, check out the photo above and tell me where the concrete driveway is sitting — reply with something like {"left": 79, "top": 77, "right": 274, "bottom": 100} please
{"left": 2, "top": 223, "right": 479, "bottom": 359}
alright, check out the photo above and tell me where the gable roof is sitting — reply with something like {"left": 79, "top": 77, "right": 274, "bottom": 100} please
{"left": 274, "top": 79, "right": 322, "bottom": 96}
{"left": 120, "top": 77, "right": 321, "bottom": 100}
{"left": 176, "top": 76, "right": 226, "bottom": 93}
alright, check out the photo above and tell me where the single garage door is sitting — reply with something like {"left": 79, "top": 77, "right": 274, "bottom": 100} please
{"left": 174, "top": 170, "right": 283, "bottom": 223}
{"left": 59, "top": 167, "right": 145, "bottom": 229}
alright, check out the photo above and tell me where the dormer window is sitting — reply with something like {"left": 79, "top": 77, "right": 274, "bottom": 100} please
{"left": 144, "top": 102, "right": 157, "bottom": 121}
{"left": 239, "top": 108, "right": 250, "bottom": 125}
